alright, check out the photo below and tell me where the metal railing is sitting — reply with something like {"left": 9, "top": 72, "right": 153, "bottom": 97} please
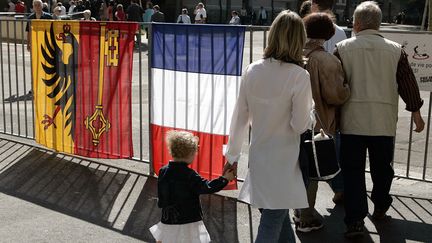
{"left": 0, "top": 19, "right": 430, "bottom": 184}
{"left": 0, "top": 11, "right": 84, "bottom": 19}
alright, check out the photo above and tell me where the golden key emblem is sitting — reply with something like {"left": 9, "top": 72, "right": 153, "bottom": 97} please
{"left": 85, "top": 24, "right": 119, "bottom": 146}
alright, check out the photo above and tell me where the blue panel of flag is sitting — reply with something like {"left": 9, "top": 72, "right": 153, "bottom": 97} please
{"left": 151, "top": 23, "right": 245, "bottom": 76}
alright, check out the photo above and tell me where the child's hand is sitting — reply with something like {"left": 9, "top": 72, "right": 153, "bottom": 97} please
{"left": 223, "top": 169, "right": 236, "bottom": 181}
{"left": 223, "top": 162, "right": 238, "bottom": 176}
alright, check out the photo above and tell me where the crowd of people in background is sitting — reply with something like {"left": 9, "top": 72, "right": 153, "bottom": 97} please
{"left": 4, "top": 0, "right": 272, "bottom": 26}
{"left": 5, "top": 0, "right": 27, "bottom": 13}
{"left": 1, "top": 0, "right": 422, "bottom": 28}
{"left": 6, "top": 0, "right": 152, "bottom": 22}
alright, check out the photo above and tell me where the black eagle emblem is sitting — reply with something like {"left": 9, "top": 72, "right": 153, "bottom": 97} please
{"left": 40, "top": 23, "right": 78, "bottom": 138}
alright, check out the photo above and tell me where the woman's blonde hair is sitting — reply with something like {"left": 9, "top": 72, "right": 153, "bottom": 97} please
{"left": 166, "top": 130, "right": 199, "bottom": 159}
{"left": 264, "top": 10, "right": 306, "bottom": 65}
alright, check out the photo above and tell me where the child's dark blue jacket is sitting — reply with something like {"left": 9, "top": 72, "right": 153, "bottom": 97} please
{"left": 157, "top": 161, "right": 228, "bottom": 224}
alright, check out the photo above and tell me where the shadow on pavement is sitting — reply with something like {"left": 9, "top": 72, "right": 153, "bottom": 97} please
{"left": 370, "top": 194, "right": 432, "bottom": 243}
{"left": 0, "top": 143, "right": 240, "bottom": 243}
{"left": 370, "top": 215, "right": 432, "bottom": 243}
{"left": 1, "top": 140, "right": 429, "bottom": 242}
{"left": 3, "top": 91, "right": 33, "bottom": 103}
{"left": 296, "top": 205, "right": 374, "bottom": 243}
{"left": 296, "top": 195, "right": 432, "bottom": 243}
{"left": 0, "top": 149, "right": 130, "bottom": 227}
{"left": 122, "top": 176, "right": 240, "bottom": 243}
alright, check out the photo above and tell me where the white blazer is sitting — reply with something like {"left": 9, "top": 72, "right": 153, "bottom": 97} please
{"left": 225, "top": 58, "right": 313, "bottom": 209}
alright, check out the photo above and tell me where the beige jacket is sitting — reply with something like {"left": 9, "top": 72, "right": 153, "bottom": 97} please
{"left": 304, "top": 39, "right": 350, "bottom": 135}
{"left": 336, "top": 29, "right": 401, "bottom": 136}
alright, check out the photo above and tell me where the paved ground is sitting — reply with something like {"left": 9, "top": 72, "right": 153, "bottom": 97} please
{"left": 0, "top": 28, "right": 431, "bottom": 242}
{"left": 0, "top": 134, "right": 431, "bottom": 242}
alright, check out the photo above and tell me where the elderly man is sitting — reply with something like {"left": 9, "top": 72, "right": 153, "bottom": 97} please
{"left": 334, "top": 1, "right": 425, "bottom": 238}
{"left": 26, "top": 0, "right": 53, "bottom": 52}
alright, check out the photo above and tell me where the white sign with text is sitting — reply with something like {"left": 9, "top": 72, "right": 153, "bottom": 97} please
{"left": 382, "top": 31, "right": 432, "bottom": 92}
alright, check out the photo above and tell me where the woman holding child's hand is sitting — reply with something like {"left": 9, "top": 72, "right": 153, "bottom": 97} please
{"left": 224, "top": 10, "right": 314, "bottom": 243}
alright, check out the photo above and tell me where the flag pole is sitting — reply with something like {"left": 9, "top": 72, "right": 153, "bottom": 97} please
{"left": 148, "top": 23, "right": 154, "bottom": 175}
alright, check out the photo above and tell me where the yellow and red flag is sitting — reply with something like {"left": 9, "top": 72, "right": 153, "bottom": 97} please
{"left": 31, "top": 20, "right": 137, "bottom": 158}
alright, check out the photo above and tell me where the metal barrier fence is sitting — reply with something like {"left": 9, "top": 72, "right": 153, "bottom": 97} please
{"left": 0, "top": 18, "right": 430, "bottom": 184}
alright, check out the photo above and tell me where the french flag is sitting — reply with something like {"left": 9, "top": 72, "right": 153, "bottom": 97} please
{"left": 150, "top": 24, "right": 245, "bottom": 189}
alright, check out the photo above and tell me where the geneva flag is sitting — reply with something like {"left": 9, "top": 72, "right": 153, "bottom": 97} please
{"left": 31, "top": 20, "right": 137, "bottom": 158}
{"left": 151, "top": 24, "right": 245, "bottom": 189}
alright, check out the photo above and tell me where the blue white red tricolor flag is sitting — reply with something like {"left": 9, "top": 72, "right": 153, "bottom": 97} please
{"left": 150, "top": 24, "right": 245, "bottom": 189}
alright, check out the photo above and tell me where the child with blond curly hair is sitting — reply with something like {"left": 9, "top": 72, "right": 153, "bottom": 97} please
{"left": 150, "top": 130, "right": 235, "bottom": 243}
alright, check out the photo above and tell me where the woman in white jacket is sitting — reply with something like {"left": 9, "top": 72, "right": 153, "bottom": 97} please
{"left": 224, "top": 10, "right": 314, "bottom": 242}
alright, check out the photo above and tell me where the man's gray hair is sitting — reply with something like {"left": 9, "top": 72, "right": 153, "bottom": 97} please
{"left": 353, "top": 1, "right": 382, "bottom": 30}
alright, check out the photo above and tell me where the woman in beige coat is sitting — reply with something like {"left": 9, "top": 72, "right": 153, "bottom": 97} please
{"left": 294, "top": 12, "right": 350, "bottom": 232}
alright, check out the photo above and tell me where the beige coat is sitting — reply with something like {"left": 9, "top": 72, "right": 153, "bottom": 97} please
{"left": 336, "top": 30, "right": 401, "bottom": 136}
{"left": 304, "top": 40, "right": 350, "bottom": 135}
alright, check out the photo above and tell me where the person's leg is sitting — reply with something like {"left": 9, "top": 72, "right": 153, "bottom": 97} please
{"left": 294, "top": 132, "right": 310, "bottom": 222}
{"left": 305, "top": 180, "right": 318, "bottom": 213}
{"left": 136, "top": 31, "right": 141, "bottom": 44}
{"left": 330, "top": 171, "right": 344, "bottom": 192}
{"left": 340, "top": 134, "right": 368, "bottom": 225}
{"left": 297, "top": 180, "right": 323, "bottom": 232}
{"left": 299, "top": 180, "right": 318, "bottom": 222}
{"left": 368, "top": 136, "right": 394, "bottom": 218}
{"left": 330, "top": 131, "right": 344, "bottom": 197}
{"left": 329, "top": 172, "right": 344, "bottom": 204}
{"left": 278, "top": 210, "right": 296, "bottom": 243}
{"left": 256, "top": 209, "right": 293, "bottom": 243}
{"left": 299, "top": 131, "right": 311, "bottom": 188}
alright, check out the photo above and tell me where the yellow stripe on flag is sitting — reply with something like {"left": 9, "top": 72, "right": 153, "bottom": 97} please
{"left": 31, "top": 20, "right": 80, "bottom": 154}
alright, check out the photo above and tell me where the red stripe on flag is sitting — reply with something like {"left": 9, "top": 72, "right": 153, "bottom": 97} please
{"left": 75, "top": 22, "right": 99, "bottom": 157}
{"left": 74, "top": 22, "right": 136, "bottom": 158}
{"left": 151, "top": 124, "right": 237, "bottom": 190}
